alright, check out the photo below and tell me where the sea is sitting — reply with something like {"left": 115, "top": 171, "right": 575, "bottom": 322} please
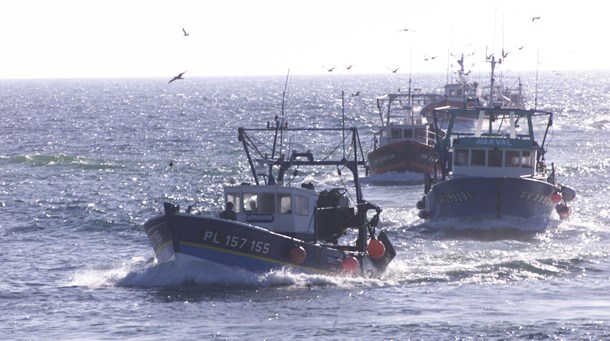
{"left": 1, "top": 71, "right": 609, "bottom": 340}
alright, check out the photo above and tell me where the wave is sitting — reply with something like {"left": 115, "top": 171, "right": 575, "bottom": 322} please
{"left": 68, "top": 256, "right": 387, "bottom": 290}
{"left": 0, "top": 153, "right": 118, "bottom": 170}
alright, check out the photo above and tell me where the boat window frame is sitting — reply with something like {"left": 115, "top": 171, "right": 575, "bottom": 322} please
{"left": 471, "top": 149, "right": 486, "bottom": 166}
{"left": 226, "top": 193, "right": 242, "bottom": 213}
{"left": 259, "top": 192, "right": 276, "bottom": 213}
{"left": 277, "top": 193, "right": 292, "bottom": 214}
{"left": 243, "top": 192, "right": 258, "bottom": 213}
{"left": 295, "top": 195, "right": 309, "bottom": 216}
{"left": 403, "top": 129, "right": 413, "bottom": 139}
{"left": 504, "top": 150, "right": 521, "bottom": 167}
{"left": 391, "top": 128, "right": 402, "bottom": 139}
{"left": 454, "top": 148, "right": 469, "bottom": 166}
{"left": 488, "top": 149, "right": 503, "bottom": 167}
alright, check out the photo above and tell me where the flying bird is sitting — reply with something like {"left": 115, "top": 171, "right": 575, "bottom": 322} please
{"left": 168, "top": 71, "right": 187, "bottom": 84}
{"left": 398, "top": 28, "right": 415, "bottom": 32}
{"left": 387, "top": 66, "right": 400, "bottom": 73}
{"left": 322, "top": 66, "right": 336, "bottom": 72}
{"left": 346, "top": 65, "right": 355, "bottom": 70}
{"left": 502, "top": 48, "right": 510, "bottom": 58}
{"left": 182, "top": 28, "right": 189, "bottom": 36}
{"left": 352, "top": 91, "right": 360, "bottom": 96}
{"left": 532, "top": 16, "right": 541, "bottom": 22}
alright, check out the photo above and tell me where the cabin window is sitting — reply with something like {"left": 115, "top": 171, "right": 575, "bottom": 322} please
{"left": 278, "top": 193, "right": 291, "bottom": 214}
{"left": 243, "top": 193, "right": 258, "bottom": 212}
{"left": 295, "top": 195, "right": 309, "bottom": 216}
{"left": 404, "top": 129, "right": 413, "bottom": 138}
{"left": 454, "top": 149, "right": 468, "bottom": 166}
{"left": 260, "top": 192, "right": 276, "bottom": 213}
{"left": 391, "top": 128, "right": 401, "bottom": 139}
{"left": 226, "top": 193, "right": 241, "bottom": 213}
{"left": 471, "top": 149, "right": 486, "bottom": 166}
{"left": 522, "top": 151, "right": 534, "bottom": 168}
{"left": 416, "top": 129, "right": 427, "bottom": 139}
{"left": 488, "top": 149, "right": 502, "bottom": 167}
{"left": 505, "top": 150, "right": 520, "bottom": 167}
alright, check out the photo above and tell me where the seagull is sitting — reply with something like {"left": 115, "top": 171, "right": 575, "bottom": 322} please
{"left": 346, "top": 65, "right": 355, "bottom": 70}
{"left": 182, "top": 28, "right": 189, "bottom": 36}
{"left": 387, "top": 66, "right": 400, "bottom": 73}
{"left": 502, "top": 48, "right": 510, "bottom": 58}
{"left": 168, "top": 71, "right": 187, "bottom": 84}
{"left": 322, "top": 66, "right": 336, "bottom": 72}
{"left": 352, "top": 91, "right": 360, "bottom": 96}
{"left": 398, "top": 28, "right": 415, "bottom": 32}
{"left": 532, "top": 16, "right": 541, "bottom": 22}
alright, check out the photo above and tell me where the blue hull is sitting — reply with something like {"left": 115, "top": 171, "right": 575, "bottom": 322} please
{"left": 144, "top": 206, "right": 395, "bottom": 275}
{"left": 421, "top": 177, "right": 559, "bottom": 220}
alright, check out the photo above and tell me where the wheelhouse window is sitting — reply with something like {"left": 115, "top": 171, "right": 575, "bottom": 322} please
{"left": 243, "top": 193, "right": 258, "bottom": 212}
{"left": 522, "top": 151, "right": 535, "bottom": 168}
{"left": 488, "top": 149, "right": 502, "bottom": 167}
{"left": 295, "top": 195, "right": 309, "bottom": 216}
{"left": 278, "top": 193, "right": 291, "bottom": 214}
{"left": 391, "top": 128, "right": 401, "bottom": 139}
{"left": 471, "top": 149, "right": 486, "bottom": 166}
{"left": 259, "top": 192, "right": 276, "bottom": 213}
{"left": 454, "top": 149, "right": 468, "bottom": 166}
{"left": 404, "top": 129, "right": 413, "bottom": 138}
{"left": 505, "top": 150, "right": 520, "bottom": 167}
{"left": 226, "top": 193, "right": 241, "bottom": 213}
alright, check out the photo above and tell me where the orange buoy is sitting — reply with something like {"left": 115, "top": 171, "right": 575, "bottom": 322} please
{"left": 367, "top": 239, "right": 385, "bottom": 260}
{"left": 340, "top": 256, "right": 359, "bottom": 273}
{"left": 289, "top": 246, "right": 306, "bottom": 264}
{"left": 550, "top": 193, "right": 562, "bottom": 204}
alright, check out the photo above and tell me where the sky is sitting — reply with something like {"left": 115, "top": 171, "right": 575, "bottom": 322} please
{"left": 0, "top": 0, "right": 605, "bottom": 79}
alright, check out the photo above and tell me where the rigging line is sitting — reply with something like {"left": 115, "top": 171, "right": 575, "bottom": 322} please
{"left": 319, "top": 132, "right": 352, "bottom": 162}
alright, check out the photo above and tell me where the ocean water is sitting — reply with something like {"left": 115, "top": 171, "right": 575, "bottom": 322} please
{"left": 1, "top": 72, "right": 610, "bottom": 340}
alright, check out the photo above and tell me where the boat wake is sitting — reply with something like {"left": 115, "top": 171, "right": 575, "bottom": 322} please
{"left": 69, "top": 256, "right": 388, "bottom": 289}
{"left": 412, "top": 216, "right": 562, "bottom": 241}
{"left": 361, "top": 170, "right": 427, "bottom": 185}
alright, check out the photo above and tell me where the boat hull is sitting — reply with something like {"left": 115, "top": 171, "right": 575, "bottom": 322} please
{"left": 144, "top": 206, "right": 395, "bottom": 275}
{"left": 420, "top": 177, "right": 559, "bottom": 221}
{"left": 367, "top": 140, "right": 436, "bottom": 176}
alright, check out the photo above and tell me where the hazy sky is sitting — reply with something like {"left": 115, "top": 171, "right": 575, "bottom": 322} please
{"left": 0, "top": 0, "right": 604, "bottom": 79}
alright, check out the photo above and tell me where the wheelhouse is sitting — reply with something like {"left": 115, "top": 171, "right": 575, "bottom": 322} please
{"left": 224, "top": 184, "right": 318, "bottom": 241}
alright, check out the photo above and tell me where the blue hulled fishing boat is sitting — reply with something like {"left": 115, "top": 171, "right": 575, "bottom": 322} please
{"left": 416, "top": 105, "right": 576, "bottom": 229}
{"left": 144, "top": 117, "right": 396, "bottom": 276}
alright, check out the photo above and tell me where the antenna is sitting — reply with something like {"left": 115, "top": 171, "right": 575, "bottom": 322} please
{"left": 341, "top": 90, "right": 346, "bottom": 158}
{"left": 272, "top": 69, "right": 291, "bottom": 160}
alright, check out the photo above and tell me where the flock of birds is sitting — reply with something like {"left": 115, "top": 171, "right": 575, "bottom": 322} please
{"left": 167, "top": 16, "right": 541, "bottom": 84}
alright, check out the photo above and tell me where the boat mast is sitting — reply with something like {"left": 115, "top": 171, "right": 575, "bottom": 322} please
{"left": 488, "top": 55, "right": 496, "bottom": 108}
{"left": 272, "top": 70, "right": 291, "bottom": 160}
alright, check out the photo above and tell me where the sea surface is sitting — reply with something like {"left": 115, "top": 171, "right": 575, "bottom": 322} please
{"left": 1, "top": 71, "right": 609, "bottom": 340}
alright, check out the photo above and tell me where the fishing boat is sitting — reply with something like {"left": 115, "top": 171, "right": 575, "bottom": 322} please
{"left": 416, "top": 105, "right": 576, "bottom": 227}
{"left": 419, "top": 53, "right": 525, "bottom": 122}
{"left": 367, "top": 92, "right": 439, "bottom": 178}
{"left": 144, "top": 117, "right": 396, "bottom": 276}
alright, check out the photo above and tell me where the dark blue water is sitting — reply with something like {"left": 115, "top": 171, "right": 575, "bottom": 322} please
{"left": 2, "top": 72, "right": 610, "bottom": 340}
